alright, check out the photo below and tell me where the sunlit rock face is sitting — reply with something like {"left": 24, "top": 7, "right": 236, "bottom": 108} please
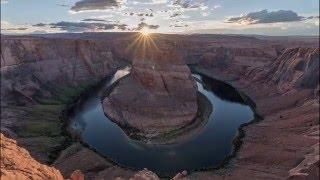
{"left": 102, "top": 49, "right": 198, "bottom": 139}
{"left": 0, "top": 133, "right": 64, "bottom": 180}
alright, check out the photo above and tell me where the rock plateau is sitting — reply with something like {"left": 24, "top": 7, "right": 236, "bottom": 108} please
{"left": 103, "top": 49, "right": 198, "bottom": 139}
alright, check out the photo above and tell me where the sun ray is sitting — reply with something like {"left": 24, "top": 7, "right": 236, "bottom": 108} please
{"left": 125, "top": 28, "right": 160, "bottom": 60}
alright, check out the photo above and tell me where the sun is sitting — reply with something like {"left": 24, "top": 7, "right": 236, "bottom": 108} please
{"left": 140, "top": 28, "right": 151, "bottom": 36}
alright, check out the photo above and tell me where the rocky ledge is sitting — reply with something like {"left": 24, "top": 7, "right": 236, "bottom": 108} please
{"left": 0, "top": 133, "right": 64, "bottom": 179}
{"left": 103, "top": 50, "right": 198, "bottom": 139}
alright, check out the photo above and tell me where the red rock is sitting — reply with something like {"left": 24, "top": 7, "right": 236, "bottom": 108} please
{"left": 0, "top": 133, "right": 63, "bottom": 180}
{"left": 103, "top": 50, "right": 198, "bottom": 138}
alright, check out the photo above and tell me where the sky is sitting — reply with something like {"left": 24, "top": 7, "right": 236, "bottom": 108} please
{"left": 1, "top": 0, "right": 319, "bottom": 35}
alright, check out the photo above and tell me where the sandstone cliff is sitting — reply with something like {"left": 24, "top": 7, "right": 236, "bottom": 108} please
{"left": 268, "top": 48, "right": 319, "bottom": 93}
{"left": 1, "top": 37, "right": 128, "bottom": 106}
{"left": 103, "top": 50, "right": 198, "bottom": 139}
{"left": 1, "top": 132, "right": 160, "bottom": 180}
{"left": 0, "top": 36, "right": 130, "bottom": 168}
{"left": 193, "top": 47, "right": 319, "bottom": 180}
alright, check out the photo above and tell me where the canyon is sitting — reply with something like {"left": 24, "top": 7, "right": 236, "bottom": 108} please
{"left": 103, "top": 49, "right": 198, "bottom": 140}
{"left": 1, "top": 33, "right": 319, "bottom": 179}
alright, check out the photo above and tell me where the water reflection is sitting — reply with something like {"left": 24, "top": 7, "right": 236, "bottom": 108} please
{"left": 68, "top": 68, "right": 255, "bottom": 174}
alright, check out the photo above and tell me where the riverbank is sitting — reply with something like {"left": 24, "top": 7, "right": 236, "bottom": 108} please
{"left": 63, "top": 68, "right": 259, "bottom": 178}
{"left": 187, "top": 66, "right": 319, "bottom": 179}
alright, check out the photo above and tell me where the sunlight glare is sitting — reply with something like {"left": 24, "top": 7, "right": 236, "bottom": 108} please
{"left": 140, "top": 28, "right": 151, "bottom": 36}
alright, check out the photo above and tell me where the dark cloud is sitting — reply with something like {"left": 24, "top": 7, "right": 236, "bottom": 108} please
{"left": 126, "top": 12, "right": 153, "bottom": 17}
{"left": 82, "top": 18, "right": 107, "bottom": 22}
{"left": 169, "top": 23, "right": 189, "bottom": 28}
{"left": 307, "top": 16, "right": 320, "bottom": 19}
{"left": 71, "top": 0, "right": 122, "bottom": 12}
{"left": 33, "top": 23, "right": 46, "bottom": 27}
{"left": 170, "top": 12, "right": 182, "bottom": 18}
{"left": 2, "top": 27, "right": 28, "bottom": 31}
{"left": 56, "top": 3, "right": 70, "bottom": 7}
{"left": 31, "top": 21, "right": 160, "bottom": 33}
{"left": 117, "top": 24, "right": 128, "bottom": 30}
{"left": 136, "top": 22, "right": 159, "bottom": 30}
{"left": 145, "top": 13, "right": 153, "bottom": 17}
{"left": 227, "top": 9, "right": 304, "bottom": 24}
{"left": 48, "top": 21, "right": 127, "bottom": 32}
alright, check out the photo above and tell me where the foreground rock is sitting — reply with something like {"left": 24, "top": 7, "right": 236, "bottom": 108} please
{"left": 0, "top": 133, "right": 63, "bottom": 180}
{"left": 0, "top": 134, "right": 159, "bottom": 180}
{"left": 103, "top": 50, "right": 198, "bottom": 139}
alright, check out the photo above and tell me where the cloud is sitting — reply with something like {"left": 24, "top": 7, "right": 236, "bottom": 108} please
{"left": 131, "top": 0, "right": 167, "bottom": 5}
{"left": 30, "top": 20, "right": 160, "bottom": 33}
{"left": 307, "top": 16, "right": 320, "bottom": 19}
{"left": 227, "top": 9, "right": 304, "bottom": 24}
{"left": 125, "top": 12, "right": 154, "bottom": 17}
{"left": 48, "top": 21, "right": 128, "bottom": 32}
{"left": 1, "top": 27, "right": 28, "bottom": 31}
{"left": 1, "top": 20, "right": 61, "bottom": 34}
{"left": 170, "top": 12, "right": 182, "bottom": 18}
{"left": 136, "top": 22, "right": 160, "bottom": 30}
{"left": 71, "top": 0, "right": 124, "bottom": 12}
{"left": 56, "top": 3, "right": 70, "bottom": 7}
{"left": 82, "top": 18, "right": 107, "bottom": 22}
{"left": 172, "top": 0, "right": 207, "bottom": 9}
{"left": 1, "top": 0, "right": 8, "bottom": 4}
{"left": 33, "top": 23, "right": 47, "bottom": 27}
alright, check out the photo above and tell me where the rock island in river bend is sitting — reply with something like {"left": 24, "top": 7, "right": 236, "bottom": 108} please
{"left": 102, "top": 50, "right": 198, "bottom": 139}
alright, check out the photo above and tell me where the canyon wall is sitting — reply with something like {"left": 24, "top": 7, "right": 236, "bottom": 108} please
{"left": 1, "top": 36, "right": 129, "bottom": 106}
{"left": 1, "top": 33, "right": 319, "bottom": 179}
{"left": 192, "top": 47, "right": 319, "bottom": 180}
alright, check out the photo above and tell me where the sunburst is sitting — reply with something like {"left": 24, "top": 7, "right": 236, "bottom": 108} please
{"left": 140, "top": 27, "right": 151, "bottom": 36}
{"left": 125, "top": 27, "right": 159, "bottom": 60}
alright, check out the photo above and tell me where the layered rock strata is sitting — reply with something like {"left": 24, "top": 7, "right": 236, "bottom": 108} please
{"left": 103, "top": 50, "right": 198, "bottom": 138}
{"left": 189, "top": 47, "right": 319, "bottom": 180}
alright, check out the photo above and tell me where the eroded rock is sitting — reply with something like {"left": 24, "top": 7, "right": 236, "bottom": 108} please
{"left": 103, "top": 50, "right": 198, "bottom": 139}
{"left": 0, "top": 133, "right": 64, "bottom": 180}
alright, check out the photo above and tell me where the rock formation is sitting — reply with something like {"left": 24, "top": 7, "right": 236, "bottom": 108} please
{"left": 1, "top": 33, "right": 319, "bottom": 179}
{"left": 1, "top": 36, "right": 128, "bottom": 106}
{"left": 103, "top": 50, "right": 198, "bottom": 139}
{"left": 0, "top": 133, "right": 63, "bottom": 180}
{"left": 269, "top": 48, "right": 319, "bottom": 93}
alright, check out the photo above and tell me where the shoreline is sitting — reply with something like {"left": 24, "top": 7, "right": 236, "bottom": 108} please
{"left": 61, "top": 68, "right": 261, "bottom": 178}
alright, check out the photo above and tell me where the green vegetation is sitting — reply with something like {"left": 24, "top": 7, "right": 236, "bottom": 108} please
{"left": 15, "top": 105, "right": 63, "bottom": 137}
{"left": 10, "top": 82, "right": 98, "bottom": 163}
{"left": 54, "top": 83, "right": 94, "bottom": 104}
{"left": 35, "top": 81, "right": 96, "bottom": 105}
